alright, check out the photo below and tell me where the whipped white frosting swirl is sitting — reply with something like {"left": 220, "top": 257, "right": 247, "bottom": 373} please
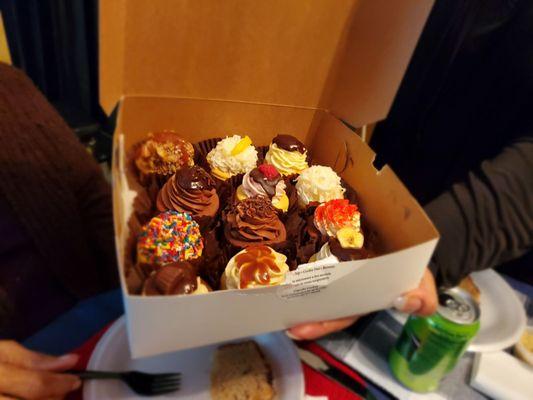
{"left": 295, "top": 165, "right": 345, "bottom": 206}
{"left": 206, "top": 135, "right": 258, "bottom": 178}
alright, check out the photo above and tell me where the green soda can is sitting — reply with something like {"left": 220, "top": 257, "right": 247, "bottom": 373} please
{"left": 389, "top": 287, "right": 480, "bottom": 393}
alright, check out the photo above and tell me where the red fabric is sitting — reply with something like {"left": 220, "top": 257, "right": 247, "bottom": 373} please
{"left": 68, "top": 325, "right": 366, "bottom": 400}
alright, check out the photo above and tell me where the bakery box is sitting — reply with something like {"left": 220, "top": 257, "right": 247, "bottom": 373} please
{"left": 100, "top": 0, "right": 438, "bottom": 358}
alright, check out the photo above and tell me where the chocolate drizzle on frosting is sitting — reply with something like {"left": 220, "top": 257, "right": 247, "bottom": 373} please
{"left": 176, "top": 165, "right": 215, "bottom": 190}
{"left": 143, "top": 261, "right": 198, "bottom": 295}
{"left": 272, "top": 134, "right": 306, "bottom": 153}
{"left": 157, "top": 166, "right": 219, "bottom": 219}
{"left": 329, "top": 238, "right": 369, "bottom": 262}
{"left": 249, "top": 168, "right": 281, "bottom": 197}
{"left": 224, "top": 197, "right": 287, "bottom": 248}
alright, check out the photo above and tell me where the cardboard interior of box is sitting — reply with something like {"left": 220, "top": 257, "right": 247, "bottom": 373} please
{"left": 101, "top": 0, "right": 437, "bottom": 357}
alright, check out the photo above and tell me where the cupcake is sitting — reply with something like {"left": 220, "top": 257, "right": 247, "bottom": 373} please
{"left": 221, "top": 245, "right": 289, "bottom": 289}
{"left": 265, "top": 134, "right": 308, "bottom": 176}
{"left": 206, "top": 135, "right": 258, "bottom": 181}
{"left": 314, "top": 199, "right": 362, "bottom": 238}
{"left": 142, "top": 261, "right": 211, "bottom": 296}
{"left": 236, "top": 164, "right": 289, "bottom": 212}
{"left": 224, "top": 197, "right": 287, "bottom": 249}
{"left": 310, "top": 233, "right": 369, "bottom": 263}
{"left": 156, "top": 166, "right": 219, "bottom": 226}
{"left": 134, "top": 131, "right": 195, "bottom": 185}
{"left": 295, "top": 165, "right": 345, "bottom": 207}
{"left": 137, "top": 211, "right": 203, "bottom": 267}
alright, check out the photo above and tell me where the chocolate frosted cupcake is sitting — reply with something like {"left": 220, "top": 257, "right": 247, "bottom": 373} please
{"left": 157, "top": 165, "right": 219, "bottom": 228}
{"left": 134, "top": 131, "right": 195, "bottom": 186}
{"left": 265, "top": 134, "right": 308, "bottom": 177}
{"left": 224, "top": 197, "right": 287, "bottom": 249}
{"left": 143, "top": 261, "right": 211, "bottom": 296}
{"left": 236, "top": 164, "right": 289, "bottom": 212}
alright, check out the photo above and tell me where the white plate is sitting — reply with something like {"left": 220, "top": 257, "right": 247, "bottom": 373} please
{"left": 83, "top": 317, "right": 304, "bottom": 399}
{"left": 387, "top": 269, "right": 527, "bottom": 352}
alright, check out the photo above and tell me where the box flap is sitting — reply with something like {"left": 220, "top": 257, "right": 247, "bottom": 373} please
{"left": 99, "top": 0, "right": 355, "bottom": 114}
{"left": 99, "top": 0, "right": 432, "bottom": 125}
{"left": 327, "top": 0, "right": 434, "bottom": 127}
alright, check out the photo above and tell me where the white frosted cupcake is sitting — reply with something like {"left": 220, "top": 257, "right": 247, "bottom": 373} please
{"left": 295, "top": 165, "right": 345, "bottom": 207}
{"left": 221, "top": 245, "right": 289, "bottom": 290}
{"left": 265, "top": 134, "right": 308, "bottom": 176}
{"left": 206, "top": 135, "right": 258, "bottom": 180}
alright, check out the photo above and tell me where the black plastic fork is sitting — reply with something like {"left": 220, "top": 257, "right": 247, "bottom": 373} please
{"left": 71, "top": 370, "right": 181, "bottom": 396}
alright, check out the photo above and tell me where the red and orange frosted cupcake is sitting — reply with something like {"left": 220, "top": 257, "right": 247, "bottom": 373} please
{"left": 309, "top": 199, "right": 366, "bottom": 263}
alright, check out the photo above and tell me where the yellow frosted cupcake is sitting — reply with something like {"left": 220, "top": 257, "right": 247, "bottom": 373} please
{"left": 265, "top": 134, "right": 308, "bottom": 176}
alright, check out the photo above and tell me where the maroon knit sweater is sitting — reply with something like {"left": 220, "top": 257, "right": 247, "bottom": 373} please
{"left": 0, "top": 63, "right": 118, "bottom": 334}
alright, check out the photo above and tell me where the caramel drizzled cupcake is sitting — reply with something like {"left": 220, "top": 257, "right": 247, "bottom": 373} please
{"left": 157, "top": 165, "right": 219, "bottom": 228}
{"left": 143, "top": 261, "right": 211, "bottom": 296}
{"left": 236, "top": 164, "right": 289, "bottom": 212}
{"left": 134, "top": 131, "right": 195, "bottom": 186}
{"left": 223, "top": 197, "right": 286, "bottom": 249}
{"left": 265, "top": 134, "right": 308, "bottom": 177}
{"left": 221, "top": 245, "right": 289, "bottom": 290}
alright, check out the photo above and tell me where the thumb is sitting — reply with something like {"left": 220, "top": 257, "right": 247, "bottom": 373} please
{"left": 393, "top": 268, "right": 438, "bottom": 316}
{"left": 0, "top": 340, "right": 79, "bottom": 371}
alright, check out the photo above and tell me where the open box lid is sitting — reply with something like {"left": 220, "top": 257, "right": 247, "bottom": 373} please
{"left": 100, "top": 0, "right": 433, "bottom": 128}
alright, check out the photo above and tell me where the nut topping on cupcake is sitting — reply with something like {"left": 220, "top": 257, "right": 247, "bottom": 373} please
{"left": 134, "top": 131, "right": 194, "bottom": 183}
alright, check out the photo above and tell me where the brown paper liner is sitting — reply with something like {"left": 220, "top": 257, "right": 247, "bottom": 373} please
{"left": 197, "top": 222, "right": 229, "bottom": 290}
{"left": 256, "top": 145, "right": 269, "bottom": 164}
{"left": 193, "top": 137, "right": 222, "bottom": 169}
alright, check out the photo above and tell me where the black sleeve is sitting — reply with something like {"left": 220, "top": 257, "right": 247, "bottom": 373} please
{"left": 425, "top": 136, "right": 533, "bottom": 287}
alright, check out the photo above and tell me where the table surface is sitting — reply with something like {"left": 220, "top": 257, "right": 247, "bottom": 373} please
{"left": 24, "top": 274, "right": 533, "bottom": 399}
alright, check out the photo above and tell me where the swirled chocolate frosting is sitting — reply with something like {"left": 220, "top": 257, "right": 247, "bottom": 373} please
{"left": 224, "top": 196, "right": 287, "bottom": 248}
{"left": 156, "top": 166, "right": 219, "bottom": 218}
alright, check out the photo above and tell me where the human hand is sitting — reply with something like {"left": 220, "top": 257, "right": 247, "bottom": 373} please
{"left": 288, "top": 267, "right": 438, "bottom": 340}
{"left": 0, "top": 340, "right": 81, "bottom": 399}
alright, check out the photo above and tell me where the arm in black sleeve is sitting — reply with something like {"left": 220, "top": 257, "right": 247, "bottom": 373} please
{"left": 425, "top": 136, "right": 533, "bottom": 287}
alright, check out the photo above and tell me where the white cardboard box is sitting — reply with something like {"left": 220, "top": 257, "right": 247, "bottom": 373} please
{"left": 101, "top": 0, "right": 438, "bottom": 358}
